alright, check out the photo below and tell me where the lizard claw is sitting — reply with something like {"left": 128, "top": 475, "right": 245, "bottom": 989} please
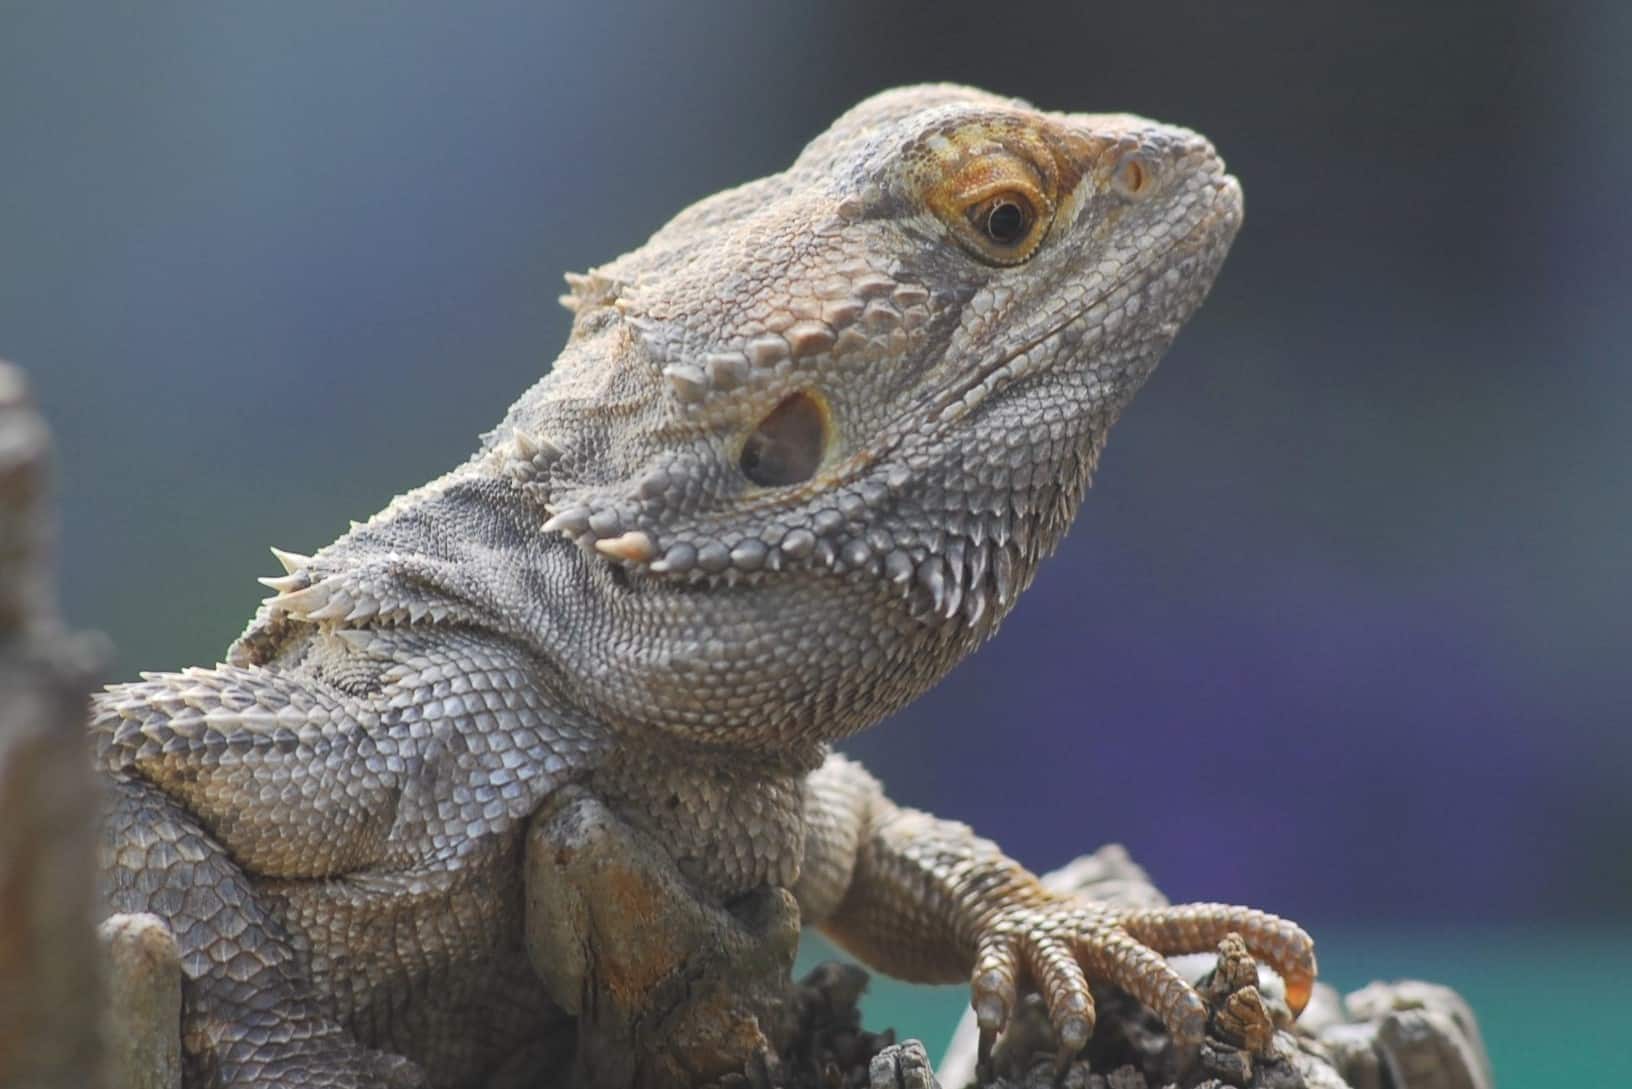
{"left": 1119, "top": 902, "right": 1318, "bottom": 1017}
{"left": 967, "top": 897, "right": 1315, "bottom": 1060}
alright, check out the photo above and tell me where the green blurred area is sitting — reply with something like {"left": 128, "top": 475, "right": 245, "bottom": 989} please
{"left": 796, "top": 928, "right": 1632, "bottom": 1088}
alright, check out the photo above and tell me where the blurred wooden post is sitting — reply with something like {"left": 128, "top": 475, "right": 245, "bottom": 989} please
{"left": 0, "top": 361, "right": 107, "bottom": 1088}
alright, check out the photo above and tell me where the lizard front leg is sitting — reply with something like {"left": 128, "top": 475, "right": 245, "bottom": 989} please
{"left": 796, "top": 755, "right": 1316, "bottom": 1068}
{"left": 92, "top": 626, "right": 589, "bottom": 1088}
{"left": 92, "top": 649, "right": 446, "bottom": 1089}
{"left": 101, "top": 775, "right": 424, "bottom": 1089}
{"left": 524, "top": 786, "right": 803, "bottom": 1088}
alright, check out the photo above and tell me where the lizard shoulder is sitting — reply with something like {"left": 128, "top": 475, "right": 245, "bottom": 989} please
{"left": 95, "top": 624, "right": 606, "bottom": 877}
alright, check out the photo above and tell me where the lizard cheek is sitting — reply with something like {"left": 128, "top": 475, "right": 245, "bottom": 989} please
{"left": 739, "top": 391, "right": 829, "bottom": 488}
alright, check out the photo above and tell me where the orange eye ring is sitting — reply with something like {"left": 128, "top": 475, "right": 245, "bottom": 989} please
{"left": 916, "top": 135, "right": 1059, "bottom": 267}
{"left": 952, "top": 182, "right": 1051, "bottom": 266}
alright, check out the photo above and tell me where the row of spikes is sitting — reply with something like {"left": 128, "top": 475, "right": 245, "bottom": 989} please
{"left": 538, "top": 471, "right": 1045, "bottom": 574}
{"left": 255, "top": 550, "right": 474, "bottom": 627}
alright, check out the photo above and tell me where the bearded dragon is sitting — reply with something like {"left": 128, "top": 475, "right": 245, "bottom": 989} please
{"left": 93, "top": 84, "right": 1314, "bottom": 1088}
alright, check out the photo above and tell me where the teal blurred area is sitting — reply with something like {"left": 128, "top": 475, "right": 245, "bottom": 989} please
{"left": 797, "top": 928, "right": 1632, "bottom": 1088}
{"left": 3, "top": 0, "right": 1629, "bottom": 1068}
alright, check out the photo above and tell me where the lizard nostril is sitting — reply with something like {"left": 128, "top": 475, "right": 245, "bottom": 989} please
{"left": 740, "top": 391, "right": 829, "bottom": 487}
{"left": 1112, "top": 154, "right": 1153, "bottom": 199}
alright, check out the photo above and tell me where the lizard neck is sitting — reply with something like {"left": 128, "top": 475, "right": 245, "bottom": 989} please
{"left": 524, "top": 526, "right": 983, "bottom": 754}
{"left": 589, "top": 734, "right": 823, "bottom": 901}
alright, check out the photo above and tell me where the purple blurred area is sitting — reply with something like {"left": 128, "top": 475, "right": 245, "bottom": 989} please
{"left": 5, "top": 3, "right": 1627, "bottom": 927}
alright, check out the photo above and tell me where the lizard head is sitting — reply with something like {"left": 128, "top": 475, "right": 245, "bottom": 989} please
{"left": 497, "top": 85, "right": 1241, "bottom": 749}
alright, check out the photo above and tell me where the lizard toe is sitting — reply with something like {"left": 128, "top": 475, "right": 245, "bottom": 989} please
{"left": 970, "top": 929, "right": 1022, "bottom": 1062}
{"left": 1120, "top": 902, "right": 1318, "bottom": 1015}
{"left": 1075, "top": 918, "right": 1209, "bottom": 1049}
{"left": 1019, "top": 928, "right": 1096, "bottom": 1062}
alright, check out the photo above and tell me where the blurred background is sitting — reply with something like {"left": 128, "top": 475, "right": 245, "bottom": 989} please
{"left": 4, "top": 2, "right": 1626, "bottom": 1083}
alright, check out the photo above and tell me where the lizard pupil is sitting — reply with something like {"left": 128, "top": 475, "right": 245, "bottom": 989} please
{"left": 741, "top": 391, "right": 827, "bottom": 487}
{"left": 984, "top": 199, "right": 1028, "bottom": 244}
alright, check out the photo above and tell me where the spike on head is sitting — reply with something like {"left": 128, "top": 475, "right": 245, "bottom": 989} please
{"left": 269, "top": 547, "right": 312, "bottom": 575}
{"left": 593, "top": 531, "right": 656, "bottom": 564}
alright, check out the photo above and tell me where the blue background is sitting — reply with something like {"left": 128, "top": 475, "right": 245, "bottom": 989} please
{"left": 4, "top": 4, "right": 1627, "bottom": 1084}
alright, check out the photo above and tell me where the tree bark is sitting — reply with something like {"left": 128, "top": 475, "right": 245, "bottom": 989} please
{"left": 0, "top": 361, "right": 108, "bottom": 1088}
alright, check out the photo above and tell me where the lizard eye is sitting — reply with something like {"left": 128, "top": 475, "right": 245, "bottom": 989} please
{"left": 957, "top": 186, "right": 1048, "bottom": 265}
{"left": 740, "top": 391, "right": 829, "bottom": 487}
{"left": 970, "top": 191, "right": 1036, "bottom": 248}
{"left": 918, "top": 134, "right": 1060, "bottom": 267}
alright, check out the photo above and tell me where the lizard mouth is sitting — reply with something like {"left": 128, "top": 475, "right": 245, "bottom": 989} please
{"left": 930, "top": 181, "right": 1240, "bottom": 423}
{"left": 932, "top": 303, "right": 1103, "bottom": 420}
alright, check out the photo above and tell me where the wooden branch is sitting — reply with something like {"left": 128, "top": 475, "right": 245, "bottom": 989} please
{"left": 0, "top": 361, "right": 109, "bottom": 1088}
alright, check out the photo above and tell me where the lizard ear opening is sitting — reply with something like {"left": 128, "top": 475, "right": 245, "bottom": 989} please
{"left": 740, "top": 391, "right": 829, "bottom": 487}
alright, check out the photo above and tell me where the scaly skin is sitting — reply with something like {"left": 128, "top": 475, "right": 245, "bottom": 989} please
{"left": 92, "top": 84, "right": 1314, "bottom": 1088}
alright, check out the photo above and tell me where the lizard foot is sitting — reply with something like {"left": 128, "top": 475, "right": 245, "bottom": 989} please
{"left": 969, "top": 898, "right": 1315, "bottom": 1068}
{"left": 525, "top": 786, "right": 803, "bottom": 1088}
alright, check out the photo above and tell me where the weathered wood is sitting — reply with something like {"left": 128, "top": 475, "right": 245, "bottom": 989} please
{"left": 0, "top": 362, "right": 107, "bottom": 1088}
{"left": 933, "top": 846, "right": 1496, "bottom": 1089}
{"left": 99, "top": 914, "right": 182, "bottom": 1089}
